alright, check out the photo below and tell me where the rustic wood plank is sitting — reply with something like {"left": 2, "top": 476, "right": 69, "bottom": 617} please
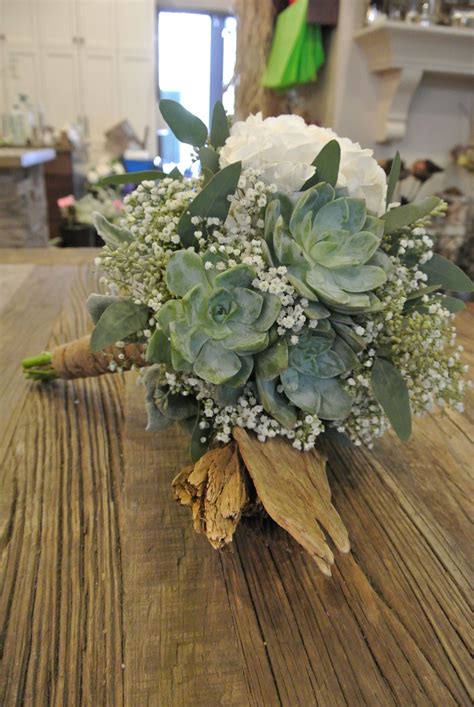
{"left": 0, "top": 264, "right": 77, "bottom": 468}
{"left": 0, "top": 247, "right": 99, "bottom": 265}
{"left": 1, "top": 255, "right": 472, "bottom": 706}
{"left": 0, "top": 261, "right": 127, "bottom": 705}
{"left": 121, "top": 376, "right": 256, "bottom": 706}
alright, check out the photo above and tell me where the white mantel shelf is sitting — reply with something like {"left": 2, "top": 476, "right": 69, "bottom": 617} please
{"left": 354, "top": 21, "right": 474, "bottom": 143}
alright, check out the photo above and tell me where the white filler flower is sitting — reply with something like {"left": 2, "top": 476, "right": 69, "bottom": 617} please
{"left": 220, "top": 113, "right": 387, "bottom": 215}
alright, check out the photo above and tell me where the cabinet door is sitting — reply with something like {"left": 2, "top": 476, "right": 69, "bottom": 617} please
{"left": 40, "top": 48, "right": 81, "bottom": 129}
{"left": 3, "top": 46, "right": 41, "bottom": 109}
{"left": 0, "top": 0, "right": 36, "bottom": 47}
{"left": 117, "top": 52, "right": 155, "bottom": 150}
{"left": 76, "top": 0, "right": 116, "bottom": 52}
{"left": 79, "top": 49, "right": 118, "bottom": 148}
{"left": 37, "top": 0, "right": 77, "bottom": 49}
{"left": 116, "top": 0, "right": 154, "bottom": 53}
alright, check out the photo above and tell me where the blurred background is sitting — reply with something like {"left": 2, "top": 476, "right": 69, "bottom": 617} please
{"left": 0, "top": 0, "right": 472, "bottom": 274}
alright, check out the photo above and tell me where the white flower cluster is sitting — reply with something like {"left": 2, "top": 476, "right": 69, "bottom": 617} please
{"left": 97, "top": 177, "right": 200, "bottom": 310}
{"left": 220, "top": 112, "right": 387, "bottom": 214}
{"left": 165, "top": 371, "right": 325, "bottom": 451}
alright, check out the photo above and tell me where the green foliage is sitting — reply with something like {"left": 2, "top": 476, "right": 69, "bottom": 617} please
{"left": 265, "top": 182, "right": 390, "bottom": 313}
{"left": 159, "top": 98, "right": 208, "bottom": 146}
{"left": 90, "top": 300, "right": 149, "bottom": 352}
{"left": 383, "top": 196, "right": 440, "bottom": 234}
{"left": 209, "top": 100, "right": 230, "bottom": 148}
{"left": 86, "top": 293, "right": 123, "bottom": 324}
{"left": 100, "top": 170, "right": 168, "bottom": 186}
{"left": 157, "top": 252, "right": 280, "bottom": 386}
{"left": 178, "top": 162, "right": 242, "bottom": 246}
{"left": 301, "top": 139, "right": 341, "bottom": 190}
{"left": 93, "top": 212, "right": 133, "bottom": 250}
{"left": 199, "top": 146, "right": 220, "bottom": 182}
{"left": 420, "top": 253, "right": 473, "bottom": 293}
{"left": 385, "top": 151, "right": 401, "bottom": 208}
{"left": 371, "top": 357, "right": 411, "bottom": 441}
{"left": 143, "top": 366, "right": 197, "bottom": 436}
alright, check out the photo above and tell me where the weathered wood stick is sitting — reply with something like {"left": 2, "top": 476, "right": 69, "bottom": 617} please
{"left": 172, "top": 442, "right": 250, "bottom": 548}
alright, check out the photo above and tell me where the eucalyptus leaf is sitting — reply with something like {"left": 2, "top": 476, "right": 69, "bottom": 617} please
{"left": 209, "top": 100, "right": 230, "bottom": 148}
{"left": 93, "top": 212, "right": 133, "bottom": 250}
{"left": 178, "top": 161, "right": 242, "bottom": 246}
{"left": 371, "top": 357, "right": 411, "bottom": 441}
{"left": 159, "top": 98, "right": 208, "bottom": 146}
{"left": 100, "top": 170, "right": 167, "bottom": 186}
{"left": 385, "top": 151, "right": 401, "bottom": 208}
{"left": 437, "top": 295, "right": 465, "bottom": 313}
{"left": 301, "top": 139, "right": 341, "bottom": 190}
{"left": 420, "top": 253, "right": 473, "bottom": 293}
{"left": 199, "top": 146, "right": 220, "bottom": 181}
{"left": 90, "top": 300, "right": 149, "bottom": 352}
{"left": 383, "top": 196, "right": 440, "bottom": 234}
{"left": 405, "top": 284, "right": 441, "bottom": 301}
{"left": 86, "top": 293, "right": 122, "bottom": 324}
{"left": 146, "top": 329, "right": 172, "bottom": 365}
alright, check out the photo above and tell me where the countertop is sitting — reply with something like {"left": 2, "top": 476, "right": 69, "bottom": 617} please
{"left": 0, "top": 248, "right": 472, "bottom": 705}
{"left": 0, "top": 147, "right": 57, "bottom": 169}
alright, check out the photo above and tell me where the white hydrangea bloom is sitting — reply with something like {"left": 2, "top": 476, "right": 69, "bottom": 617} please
{"left": 220, "top": 113, "right": 387, "bottom": 215}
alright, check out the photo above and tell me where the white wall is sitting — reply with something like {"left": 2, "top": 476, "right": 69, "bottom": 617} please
{"left": 309, "top": 0, "right": 473, "bottom": 167}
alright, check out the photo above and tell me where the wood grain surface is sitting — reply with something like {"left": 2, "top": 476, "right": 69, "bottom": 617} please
{"left": 1, "top": 250, "right": 472, "bottom": 706}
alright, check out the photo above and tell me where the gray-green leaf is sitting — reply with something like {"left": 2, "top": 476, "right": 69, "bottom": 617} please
{"left": 93, "top": 212, "right": 133, "bottom": 250}
{"left": 159, "top": 98, "right": 208, "bottom": 146}
{"left": 90, "top": 300, "right": 149, "bottom": 352}
{"left": 301, "top": 139, "right": 341, "bottom": 190}
{"left": 86, "top": 293, "right": 122, "bottom": 324}
{"left": 383, "top": 197, "right": 440, "bottom": 234}
{"left": 385, "top": 151, "right": 401, "bottom": 208}
{"left": 209, "top": 100, "right": 230, "bottom": 148}
{"left": 178, "top": 161, "right": 242, "bottom": 246}
{"left": 100, "top": 170, "right": 167, "bottom": 186}
{"left": 420, "top": 253, "right": 473, "bottom": 293}
{"left": 371, "top": 357, "right": 412, "bottom": 441}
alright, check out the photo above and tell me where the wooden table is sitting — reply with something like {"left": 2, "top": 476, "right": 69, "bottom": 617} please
{"left": 1, "top": 249, "right": 472, "bottom": 706}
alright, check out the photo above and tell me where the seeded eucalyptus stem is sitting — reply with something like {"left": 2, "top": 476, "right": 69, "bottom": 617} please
{"left": 21, "top": 352, "right": 58, "bottom": 381}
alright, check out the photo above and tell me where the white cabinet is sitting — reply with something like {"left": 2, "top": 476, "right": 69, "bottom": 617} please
{"left": 0, "top": 0, "right": 41, "bottom": 112}
{"left": 76, "top": 0, "right": 116, "bottom": 52}
{"left": 1, "top": 0, "right": 37, "bottom": 46}
{"left": 0, "top": 0, "right": 156, "bottom": 153}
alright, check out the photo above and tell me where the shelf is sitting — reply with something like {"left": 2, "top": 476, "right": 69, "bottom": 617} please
{"left": 354, "top": 20, "right": 474, "bottom": 143}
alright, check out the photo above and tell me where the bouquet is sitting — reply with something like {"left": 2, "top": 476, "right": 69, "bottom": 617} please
{"left": 23, "top": 100, "right": 472, "bottom": 575}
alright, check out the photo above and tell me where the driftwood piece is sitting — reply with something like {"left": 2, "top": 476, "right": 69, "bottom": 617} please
{"left": 233, "top": 428, "right": 350, "bottom": 576}
{"left": 172, "top": 443, "right": 249, "bottom": 549}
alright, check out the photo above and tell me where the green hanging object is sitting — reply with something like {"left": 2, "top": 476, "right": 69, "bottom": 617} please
{"left": 262, "top": 0, "right": 325, "bottom": 90}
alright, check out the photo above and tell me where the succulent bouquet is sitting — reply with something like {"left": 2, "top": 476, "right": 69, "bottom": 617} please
{"left": 23, "top": 101, "right": 472, "bottom": 574}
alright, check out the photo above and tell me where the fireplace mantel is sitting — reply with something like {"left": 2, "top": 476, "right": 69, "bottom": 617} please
{"left": 354, "top": 21, "right": 474, "bottom": 143}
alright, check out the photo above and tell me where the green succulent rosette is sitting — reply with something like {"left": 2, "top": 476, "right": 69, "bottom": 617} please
{"left": 255, "top": 316, "right": 365, "bottom": 426}
{"left": 264, "top": 183, "right": 393, "bottom": 313}
{"left": 148, "top": 250, "right": 281, "bottom": 387}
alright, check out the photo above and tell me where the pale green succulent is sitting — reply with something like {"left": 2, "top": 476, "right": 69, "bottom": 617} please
{"left": 255, "top": 318, "right": 361, "bottom": 424}
{"left": 150, "top": 250, "right": 281, "bottom": 386}
{"left": 143, "top": 365, "right": 198, "bottom": 431}
{"left": 264, "top": 183, "right": 393, "bottom": 313}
